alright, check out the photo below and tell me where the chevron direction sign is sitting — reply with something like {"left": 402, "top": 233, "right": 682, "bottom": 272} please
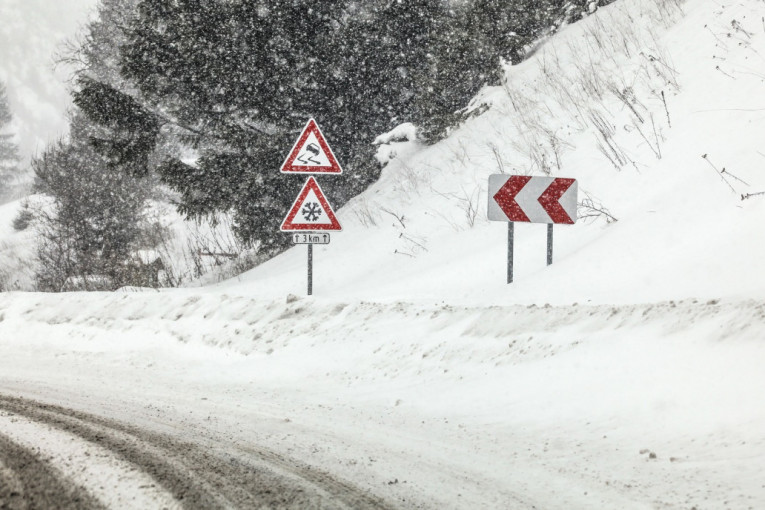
{"left": 489, "top": 174, "right": 579, "bottom": 283}
{"left": 488, "top": 175, "right": 578, "bottom": 224}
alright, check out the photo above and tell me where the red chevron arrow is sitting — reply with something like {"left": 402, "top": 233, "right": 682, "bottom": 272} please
{"left": 493, "top": 175, "right": 532, "bottom": 222}
{"left": 538, "top": 178, "right": 576, "bottom": 224}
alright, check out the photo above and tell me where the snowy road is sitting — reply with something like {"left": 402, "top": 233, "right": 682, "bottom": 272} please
{"left": 0, "top": 394, "right": 396, "bottom": 509}
{"left": 1, "top": 292, "right": 765, "bottom": 509}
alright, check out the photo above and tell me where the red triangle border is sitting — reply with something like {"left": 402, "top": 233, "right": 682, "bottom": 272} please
{"left": 280, "top": 118, "right": 343, "bottom": 174}
{"left": 280, "top": 176, "right": 342, "bottom": 231}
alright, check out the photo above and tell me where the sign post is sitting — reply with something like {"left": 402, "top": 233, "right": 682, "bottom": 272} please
{"left": 488, "top": 175, "right": 578, "bottom": 283}
{"left": 507, "top": 222, "right": 514, "bottom": 284}
{"left": 280, "top": 118, "right": 343, "bottom": 295}
{"left": 307, "top": 243, "right": 313, "bottom": 295}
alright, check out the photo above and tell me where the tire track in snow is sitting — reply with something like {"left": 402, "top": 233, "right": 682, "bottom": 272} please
{"left": 0, "top": 410, "right": 179, "bottom": 509}
{"left": 0, "top": 429, "right": 104, "bottom": 510}
{"left": 0, "top": 394, "right": 397, "bottom": 510}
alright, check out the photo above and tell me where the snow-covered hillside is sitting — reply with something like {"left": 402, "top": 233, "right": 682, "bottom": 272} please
{"left": 231, "top": 0, "right": 765, "bottom": 306}
{"left": 1, "top": 0, "right": 765, "bottom": 508}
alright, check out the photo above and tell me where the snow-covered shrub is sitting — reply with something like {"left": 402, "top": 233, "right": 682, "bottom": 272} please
{"left": 12, "top": 203, "right": 32, "bottom": 231}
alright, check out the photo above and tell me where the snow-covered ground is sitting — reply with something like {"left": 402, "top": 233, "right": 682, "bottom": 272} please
{"left": 2, "top": 292, "right": 764, "bottom": 508}
{"left": 2, "top": 0, "right": 765, "bottom": 508}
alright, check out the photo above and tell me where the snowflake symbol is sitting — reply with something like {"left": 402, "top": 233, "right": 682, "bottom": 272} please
{"left": 302, "top": 202, "right": 322, "bottom": 222}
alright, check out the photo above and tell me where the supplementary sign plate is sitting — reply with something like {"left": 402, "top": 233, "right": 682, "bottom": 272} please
{"left": 292, "top": 233, "right": 330, "bottom": 244}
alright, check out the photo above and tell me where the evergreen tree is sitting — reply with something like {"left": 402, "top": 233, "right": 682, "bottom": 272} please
{"left": 64, "top": 0, "right": 178, "bottom": 184}
{"left": 0, "top": 81, "right": 21, "bottom": 198}
{"left": 113, "top": 0, "right": 367, "bottom": 252}
{"left": 33, "top": 112, "right": 151, "bottom": 291}
{"left": 409, "top": 1, "right": 501, "bottom": 139}
{"left": 465, "top": 0, "right": 612, "bottom": 65}
{"left": 30, "top": 0, "right": 178, "bottom": 291}
{"left": 349, "top": 0, "right": 450, "bottom": 137}
{"left": 70, "top": 0, "right": 611, "bottom": 257}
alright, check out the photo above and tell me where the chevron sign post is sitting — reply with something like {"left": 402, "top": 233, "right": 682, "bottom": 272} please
{"left": 488, "top": 175, "right": 578, "bottom": 283}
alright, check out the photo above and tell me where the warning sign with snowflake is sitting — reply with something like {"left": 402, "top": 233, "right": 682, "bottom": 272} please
{"left": 280, "top": 118, "right": 343, "bottom": 174}
{"left": 280, "top": 176, "right": 342, "bottom": 231}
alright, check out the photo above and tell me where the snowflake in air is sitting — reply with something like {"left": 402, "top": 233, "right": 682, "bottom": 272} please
{"left": 302, "top": 202, "right": 322, "bottom": 222}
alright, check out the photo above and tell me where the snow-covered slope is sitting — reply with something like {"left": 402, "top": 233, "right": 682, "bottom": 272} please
{"left": 1, "top": 0, "right": 765, "bottom": 509}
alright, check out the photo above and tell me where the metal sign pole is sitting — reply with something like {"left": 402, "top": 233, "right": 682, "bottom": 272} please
{"left": 307, "top": 243, "right": 313, "bottom": 295}
{"left": 507, "top": 222, "right": 514, "bottom": 284}
{"left": 547, "top": 223, "right": 553, "bottom": 266}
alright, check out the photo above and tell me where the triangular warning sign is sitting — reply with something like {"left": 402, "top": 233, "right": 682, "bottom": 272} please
{"left": 280, "top": 118, "right": 343, "bottom": 174}
{"left": 280, "top": 176, "right": 342, "bottom": 231}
